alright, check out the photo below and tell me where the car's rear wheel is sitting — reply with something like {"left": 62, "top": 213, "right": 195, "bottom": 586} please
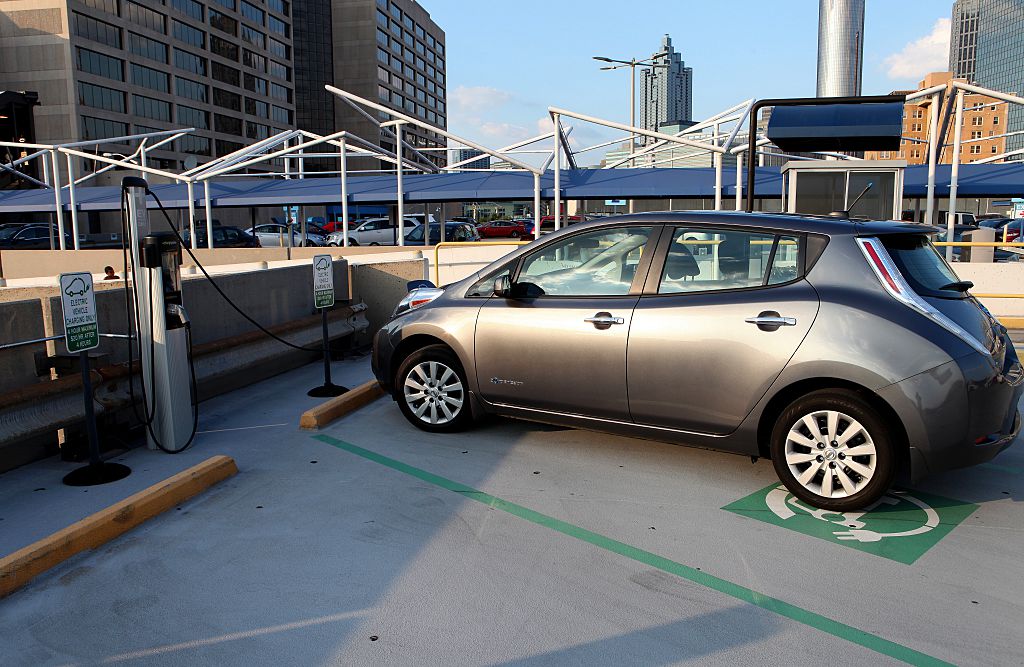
{"left": 510, "top": 231, "right": 520, "bottom": 238}
{"left": 770, "top": 389, "right": 896, "bottom": 511}
{"left": 395, "top": 345, "right": 473, "bottom": 433}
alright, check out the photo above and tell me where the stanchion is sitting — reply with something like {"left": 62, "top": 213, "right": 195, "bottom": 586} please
{"left": 307, "top": 308, "right": 348, "bottom": 397}
{"left": 63, "top": 351, "right": 132, "bottom": 486}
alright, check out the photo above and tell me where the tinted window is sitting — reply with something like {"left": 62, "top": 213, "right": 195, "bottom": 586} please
{"left": 518, "top": 227, "right": 652, "bottom": 297}
{"left": 881, "top": 235, "right": 963, "bottom": 299}
{"left": 658, "top": 228, "right": 800, "bottom": 294}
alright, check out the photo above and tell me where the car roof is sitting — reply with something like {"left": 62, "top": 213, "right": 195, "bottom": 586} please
{"left": 574, "top": 210, "right": 932, "bottom": 236}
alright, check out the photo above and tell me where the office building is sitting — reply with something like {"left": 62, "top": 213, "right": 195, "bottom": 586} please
{"left": 865, "top": 72, "right": 1007, "bottom": 165}
{"left": 293, "top": 0, "right": 447, "bottom": 170}
{"left": 449, "top": 148, "right": 488, "bottom": 171}
{"left": 0, "top": 0, "right": 298, "bottom": 175}
{"left": 949, "top": 0, "right": 1024, "bottom": 159}
{"left": 816, "top": 0, "right": 865, "bottom": 97}
{"left": 639, "top": 35, "right": 692, "bottom": 137}
{"left": 0, "top": 90, "right": 40, "bottom": 187}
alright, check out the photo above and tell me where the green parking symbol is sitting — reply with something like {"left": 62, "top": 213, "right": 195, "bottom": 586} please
{"left": 723, "top": 484, "right": 979, "bottom": 564}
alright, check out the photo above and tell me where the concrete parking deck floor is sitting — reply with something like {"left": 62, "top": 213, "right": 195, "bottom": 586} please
{"left": 1, "top": 357, "right": 1023, "bottom": 666}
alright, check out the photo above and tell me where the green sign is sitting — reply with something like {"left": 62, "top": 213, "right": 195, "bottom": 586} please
{"left": 312, "top": 254, "right": 335, "bottom": 309}
{"left": 59, "top": 272, "right": 99, "bottom": 353}
{"left": 723, "top": 484, "right": 978, "bottom": 564}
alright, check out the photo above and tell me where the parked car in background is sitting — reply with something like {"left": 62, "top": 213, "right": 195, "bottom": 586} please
{"left": 403, "top": 222, "right": 481, "bottom": 246}
{"left": 373, "top": 211, "right": 1022, "bottom": 511}
{"left": 0, "top": 223, "right": 72, "bottom": 249}
{"left": 182, "top": 226, "right": 261, "bottom": 248}
{"left": 524, "top": 215, "right": 586, "bottom": 237}
{"left": 932, "top": 223, "right": 1017, "bottom": 262}
{"left": 332, "top": 217, "right": 423, "bottom": 246}
{"left": 477, "top": 219, "right": 528, "bottom": 238}
{"left": 252, "top": 223, "right": 324, "bottom": 247}
{"left": 945, "top": 212, "right": 977, "bottom": 227}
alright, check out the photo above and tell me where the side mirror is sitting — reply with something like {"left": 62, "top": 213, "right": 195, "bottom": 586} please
{"left": 493, "top": 275, "right": 511, "bottom": 298}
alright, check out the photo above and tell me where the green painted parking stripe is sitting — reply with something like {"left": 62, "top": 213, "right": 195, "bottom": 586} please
{"left": 314, "top": 434, "right": 952, "bottom": 667}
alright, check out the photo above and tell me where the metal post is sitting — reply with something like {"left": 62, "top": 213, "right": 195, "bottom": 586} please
{"left": 65, "top": 153, "right": 80, "bottom": 249}
{"left": 925, "top": 91, "right": 940, "bottom": 228}
{"left": 553, "top": 113, "right": 561, "bottom": 231}
{"left": 186, "top": 180, "right": 197, "bottom": 250}
{"left": 629, "top": 61, "right": 636, "bottom": 214}
{"left": 396, "top": 122, "right": 405, "bottom": 246}
{"left": 947, "top": 89, "right": 965, "bottom": 262}
{"left": 41, "top": 156, "right": 55, "bottom": 250}
{"left": 340, "top": 138, "right": 349, "bottom": 248}
{"left": 714, "top": 123, "right": 723, "bottom": 211}
{"left": 203, "top": 180, "right": 214, "bottom": 249}
{"left": 321, "top": 310, "right": 332, "bottom": 386}
{"left": 533, "top": 172, "right": 541, "bottom": 240}
{"left": 284, "top": 136, "right": 292, "bottom": 179}
{"left": 735, "top": 152, "right": 743, "bottom": 211}
{"left": 50, "top": 150, "right": 66, "bottom": 250}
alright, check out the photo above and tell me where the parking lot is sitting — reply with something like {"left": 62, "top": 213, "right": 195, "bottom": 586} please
{"left": 2, "top": 357, "right": 1023, "bottom": 666}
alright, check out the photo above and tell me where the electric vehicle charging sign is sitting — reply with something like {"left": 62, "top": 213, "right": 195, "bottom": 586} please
{"left": 723, "top": 484, "right": 978, "bottom": 564}
{"left": 313, "top": 255, "right": 335, "bottom": 309}
{"left": 59, "top": 272, "right": 99, "bottom": 353}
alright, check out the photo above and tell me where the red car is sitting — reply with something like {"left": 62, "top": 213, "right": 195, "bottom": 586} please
{"left": 477, "top": 219, "right": 528, "bottom": 238}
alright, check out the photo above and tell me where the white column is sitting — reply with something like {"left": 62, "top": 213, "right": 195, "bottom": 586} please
{"left": 186, "top": 180, "right": 197, "bottom": 250}
{"left": 204, "top": 180, "right": 214, "bottom": 249}
{"left": 628, "top": 61, "right": 636, "bottom": 214}
{"left": 947, "top": 89, "right": 965, "bottom": 263}
{"left": 713, "top": 122, "right": 722, "bottom": 211}
{"left": 533, "top": 172, "right": 541, "bottom": 240}
{"left": 553, "top": 113, "right": 561, "bottom": 231}
{"left": 41, "top": 157, "right": 54, "bottom": 250}
{"left": 735, "top": 152, "right": 743, "bottom": 211}
{"left": 924, "top": 91, "right": 940, "bottom": 228}
{"left": 396, "top": 122, "right": 405, "bottom": 246}
{"left": 50, "top": 151, "right": 66, "bottom": 250}
{"left": 65, "top": 153, "right": 80, "bottom": 250}
{"left": 340, "top": 138, "right": 349, "bottom": 248}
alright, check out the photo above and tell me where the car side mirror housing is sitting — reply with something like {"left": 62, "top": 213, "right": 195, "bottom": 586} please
{"left": 493, "top": 275, "right": 512, "bottom": 298}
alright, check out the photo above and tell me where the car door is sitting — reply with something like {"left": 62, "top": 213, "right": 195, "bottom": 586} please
{"left": 254, "top": 225, "right": 282, "bottom": 247}
{"left": 627, "top": 225, "right": 819, "bottom": 435}
{"left": 475, "top": 224, "right": 660, "bottom": 420}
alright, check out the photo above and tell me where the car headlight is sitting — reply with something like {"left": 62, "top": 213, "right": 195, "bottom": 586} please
{"left": 393, "top": 287, "right": 444, "bottom": 318}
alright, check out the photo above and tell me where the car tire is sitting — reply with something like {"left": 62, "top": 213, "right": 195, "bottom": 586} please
{"left": 770, "top": 389, "right": 896, "bottom": 512}
{"left": 510, "top": 231, "right": 520, "bottom": 238}
{"left": 395, "top": 344, "right": 474, "bottom": 433}
{"left": 370, "top": 242, "right": 380, "bottom": 246}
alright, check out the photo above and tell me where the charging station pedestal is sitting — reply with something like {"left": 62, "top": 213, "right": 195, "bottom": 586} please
{"left": 123, "top": 178, "right": 195, "bottom": 452}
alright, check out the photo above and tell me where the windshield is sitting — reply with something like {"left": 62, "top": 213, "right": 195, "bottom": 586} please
{"left": 881, "top": 234, "right": 964, "bottom": 299}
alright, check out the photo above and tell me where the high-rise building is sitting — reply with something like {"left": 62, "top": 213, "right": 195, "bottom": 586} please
{"left": 449, "top": 148, "right": 488, "bottom": 171}
{"left": 639, "top": 35, "right": 692, "bottom": 137}
{"left": 293, "top": 0, "right": 447, "bottom": 170}
{"left": 864, "top": 72, "right": 1007, "bottom": 165}
{"left": 816, "top": 0, "right": 865, "bottom": 97}
{"left": 949, "top": 0, "right": 1024, "bottom": 160}
{"left": 0, "top": 0, "right": 298, "bottom": 175}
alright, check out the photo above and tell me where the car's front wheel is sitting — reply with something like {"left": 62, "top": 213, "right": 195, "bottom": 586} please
{"left": 395, "top": 345, "right": 473, "bottom": 433}
{"left": 770, "top": 389, "right": 896, "bottom": 511}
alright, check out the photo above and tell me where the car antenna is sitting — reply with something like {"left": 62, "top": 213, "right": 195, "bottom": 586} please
{"left": 829, "top": 182, "right": 873, "bottom": 219}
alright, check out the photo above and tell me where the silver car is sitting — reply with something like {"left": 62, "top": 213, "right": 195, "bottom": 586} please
{"left": 372, "top": 212, "right": 1023, "bottom": 510}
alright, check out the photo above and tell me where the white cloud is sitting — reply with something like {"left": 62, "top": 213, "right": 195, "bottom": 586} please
{"left": 450, "top": 85, "right": 513, "bottom": 114}
{"left": 884, "top": 18, "right": 951, "bottom": 80}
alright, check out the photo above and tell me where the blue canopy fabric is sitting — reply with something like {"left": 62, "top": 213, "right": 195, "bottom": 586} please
{"left": 0, "top": 164, "right": 1021, "bottom": 214}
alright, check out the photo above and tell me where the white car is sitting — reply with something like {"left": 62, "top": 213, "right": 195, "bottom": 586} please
{"left": 253, "top": 223, "right": 324, "bottom": 247}
{"left": 332, "top": 217, "right": 423, "bottom": 246}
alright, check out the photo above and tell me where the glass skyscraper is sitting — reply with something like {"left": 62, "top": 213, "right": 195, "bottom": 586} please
{"left": 639, "top": 35, "right": 693, "bottom": 135}
{"left": 816, "top": 0, "right": 865, "bottom": 97}
{"left": 950, "top": 0, "right": 1024, "bottom": 160}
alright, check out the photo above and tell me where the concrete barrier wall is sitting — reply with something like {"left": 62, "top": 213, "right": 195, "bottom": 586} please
{"left": 0, "top": 300, "right": 46, "bottom": 394}
{"left": 350, "top": 259, "right": 428, "bottom": 341}
{"left": 954, "top": 263, "right": 1024, "bottom": 316}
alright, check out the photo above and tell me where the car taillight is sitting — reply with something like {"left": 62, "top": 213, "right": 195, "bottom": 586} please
{"left": 857, "top": 237, "right": 992, "bottom": 359}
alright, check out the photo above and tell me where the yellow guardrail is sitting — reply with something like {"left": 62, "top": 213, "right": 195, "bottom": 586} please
{"left": 933, "top": 242, "right": 1024, "bottom": 247}
{"left": 433, "top": 240, "right": 528, "bottom": 285}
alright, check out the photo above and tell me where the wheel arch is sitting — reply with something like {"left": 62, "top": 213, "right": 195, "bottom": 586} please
{"left": 756, "top": 377, "right": 910, "bottom": 475}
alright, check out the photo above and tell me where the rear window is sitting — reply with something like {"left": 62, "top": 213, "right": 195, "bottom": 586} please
{"left": 880, "top": 235, "right": 964, "bottom": 299}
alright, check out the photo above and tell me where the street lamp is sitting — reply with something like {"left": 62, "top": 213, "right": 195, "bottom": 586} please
{"left": 594, "top": 51, "right": 669, "bottom": 212}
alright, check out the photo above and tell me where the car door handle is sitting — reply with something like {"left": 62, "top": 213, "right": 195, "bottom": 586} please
{"left": 745, "top": 313, "right": 797, "bottom": 330}
{"left": 584, "top": 313, "right": 625, "bottom": 328}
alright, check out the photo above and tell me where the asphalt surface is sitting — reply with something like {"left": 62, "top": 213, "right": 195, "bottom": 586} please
{"left": 1, "top": 357, "right": 1023, "bottom": 666}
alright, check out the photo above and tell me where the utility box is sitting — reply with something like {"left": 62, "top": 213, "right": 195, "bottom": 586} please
{"left": 782, "top": 160, "right": 906, "bottom": 221}
{"left": 963, "top": 226, "right": 995, "bottom": 263}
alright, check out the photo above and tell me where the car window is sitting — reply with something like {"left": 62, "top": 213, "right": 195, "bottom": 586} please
{"left": 517, "top": 226, "right": 652, "bottom": 296}
{"left": 658, "top": 228, "right": 800, "bottom": 294}
{"left": 467, "top": 262, "right": 514, "bottom": 297}
{"left": 224, "top": 228, "right": 239, "bottom": 240}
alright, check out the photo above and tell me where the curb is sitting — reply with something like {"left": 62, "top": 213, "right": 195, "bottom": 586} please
{"left": 300, "top": 380, "right": 386, "bottom": 430}
{"left": 0, "top": 455, "right": 238, "bottom": 599}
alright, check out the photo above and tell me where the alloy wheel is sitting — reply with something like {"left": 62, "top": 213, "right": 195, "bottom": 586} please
{"left": 403, "top": 361, "right": 464, "bottom": 425}
{"left": 784, "top": 409, "right": 877, "bottom": 500}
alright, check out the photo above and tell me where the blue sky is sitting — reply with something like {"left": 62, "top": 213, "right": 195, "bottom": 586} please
{"left": 423, "top": 0, "right": 954, "bottom": 161}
